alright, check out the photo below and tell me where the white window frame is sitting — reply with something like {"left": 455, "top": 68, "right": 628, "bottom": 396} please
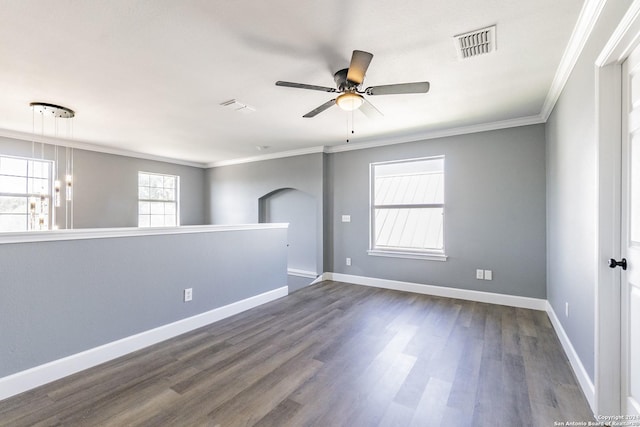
{"left": 0, "top": 154, "right": 54, "bottom": 232}
{"left": 137, "top": 171, "right": 180, "bottom": 228}
{"left": 368, "top": 155, "right": 447, "bottom": 261}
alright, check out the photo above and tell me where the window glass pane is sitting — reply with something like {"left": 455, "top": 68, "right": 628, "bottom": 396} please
{"left": 165, "top": 214, "right": 176, "bottom": 226}
{"left": 149, "top": 174, "right": 163, "bottom": 188}
{"left": 0, "top": 196, "right": 28, "bottom": 214}
{"left": 164, "top": 189, "right": 175, "bottom": 201}
{"left": 164, "top": 176, "right": 175, "bottom": 188}
{"left": 27, "top": 178, "right": 49, "bottom": 195}
{"left": 0, "top": 214, "right": 27, "bottom": 232}
{"left": 375, "top": 207, "right": 443, "bottom": 250}
{"left": 150, "top": 187, "right": 164, "bottom": 200}
{"left": 150, "top": 215, "right": 165, "bottom": 227}
{"left": 150, "top": 202, "right": 165, "bottom": 215}
{"left": 138, "top": 215, "right": 150, "bottom": 227}
{"left": 139, "top": 201, "right": 150, "bottom": 215}
{"left": 0, "top": 176, "right": 27, "bottom": 194}
{"left": 165, "top": 202, "right": 176, "bottom": 215}
{"left": 376, "top": 158, "right": 443, "bottom": 177}
{"left": 30, "top": 161, "right": 50, "bottom": 179}
{"left": 374, "top": 171, "right": 443, "bottom": 205}
{"left": 138, "top": 173, "right": 149, "bottom": 187}
{"left": 0, "top": 157, "right": 27, "bottom": 176}
{"left": 138, "top": 186, "right": 150, "bottom": 199}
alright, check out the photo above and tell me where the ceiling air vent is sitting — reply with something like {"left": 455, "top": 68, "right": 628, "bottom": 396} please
{"left": 454, "top": 25, "right": 496, "bottom": 60}
{"left": 220, "top": 99, "right": 256, "bottom": 114}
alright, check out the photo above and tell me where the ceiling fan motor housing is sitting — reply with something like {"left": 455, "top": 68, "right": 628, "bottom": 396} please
{"left": 333, "top": 68, "right": 359, "bottom": 92}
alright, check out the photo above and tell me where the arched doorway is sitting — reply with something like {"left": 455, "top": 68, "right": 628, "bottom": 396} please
{"left": 259, "top": 188, "right": 317, "bottom": 291}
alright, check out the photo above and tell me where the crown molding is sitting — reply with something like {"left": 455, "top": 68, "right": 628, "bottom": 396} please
{"left": 207, "top": 145, "right": 326, "bottom": 168}
{"left": 596, "top": 0, "right": 640, "bottom": 66}
{"left": 324, "top": 115, "right": 544, "bottom": 154}
{"left": 540, "top": 0, "right": 608, "bottom": 120}
{"left": 0, "top": 128, "right": 207, "bottom": 169}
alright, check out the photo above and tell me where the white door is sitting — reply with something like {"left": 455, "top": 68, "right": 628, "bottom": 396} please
{"left": 621, "top": 43, "right": 640, "bottom": 417}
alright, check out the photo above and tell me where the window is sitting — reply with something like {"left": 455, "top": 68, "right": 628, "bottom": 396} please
{"left": 0, "top": 155, "right": 53, "bottom": 232}
{"left": 138, "top": 172, "right": 179, "bottom": 227}
{"left": 369, "top": 156, "right": 445, "bottom": 260}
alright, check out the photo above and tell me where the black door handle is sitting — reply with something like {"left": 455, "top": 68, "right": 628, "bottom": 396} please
{"left": 609, "top": 258, "right": 627, "bottom": 270}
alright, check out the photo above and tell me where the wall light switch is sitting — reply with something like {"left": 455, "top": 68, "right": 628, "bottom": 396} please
{"left": 346, "top": 257, "right": 351, "bottom": 266}
{"left": 484, "top": 270, "right": 493, "bottom": 280}
{"left": 342, "top": 215, "right": 351, "bottom": 223}
{"left": 476, "top": 269, "right": 484, "bottom": 280}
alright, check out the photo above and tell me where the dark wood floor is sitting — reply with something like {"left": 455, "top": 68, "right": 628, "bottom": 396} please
{"left": 0, "top": 281, "right": 593, "bottom": 426}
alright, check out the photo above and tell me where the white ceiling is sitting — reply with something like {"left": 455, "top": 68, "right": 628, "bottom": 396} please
{"left": 0, "top": 0, "right": 585, "bottom": 166}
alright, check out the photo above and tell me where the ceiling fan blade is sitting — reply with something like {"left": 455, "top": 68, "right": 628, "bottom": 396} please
{"left": 303, "top": 99, "right": 337, "bottom": 118}
{"left": 276, "top": 81, "right": 337, "bottom": 93}
{"left": 359, "top": 98, "right": 383, "bottom": 119}
{"left": 365, "top": 82, "right": 430, "bottom": 96}
{"left": 346, "top": 50, "right": 373, "bottom": 85}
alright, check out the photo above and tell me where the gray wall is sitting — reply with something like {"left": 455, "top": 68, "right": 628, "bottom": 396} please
{"left": 206, "top": 125, "right": 546, "bottom": 299}
{"left": 545, "top": 0, "right": 633, "bottom": 383}
{"left": 330, "top": 125, "right": 547, "bottom": 299}
{"left": 260, "top": 188, "right": 317, "bottom": 273}
{"left": 0, "top": 136, "right": 206, "bottom": 228}
{"left": 0, "top": 227, "right": 287, "bottom": 377}
{"left": 206, "top": 153, "right": 325, "bottom": 277}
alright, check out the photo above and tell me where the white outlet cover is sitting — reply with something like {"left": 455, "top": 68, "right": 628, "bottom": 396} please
{"left": 342, "top": 215, "right": 351, "bottom": 223}
{"left": 346, "top": 257, "right": 351, "bottom": 266}
{"left": 476, "top": 269, "right": 484, "bottom": 280}
{"left": 484, "top": 270, "right": 493, "bottom": 280}
{"left": 184, "top": 288, "right": 193, "bottom": 302}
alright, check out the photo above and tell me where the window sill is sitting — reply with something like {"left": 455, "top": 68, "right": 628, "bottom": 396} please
{"left": 367, "top": 249, "right": 448, "bottom": 261}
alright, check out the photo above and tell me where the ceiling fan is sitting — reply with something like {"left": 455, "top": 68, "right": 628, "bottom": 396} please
{"left": 275, "top": 50, "right": 430, "bottom": 118}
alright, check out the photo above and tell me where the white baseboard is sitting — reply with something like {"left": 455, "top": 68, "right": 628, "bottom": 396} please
{"left": 545, "top": 301, "right": 596, "bottom": 411}
{"left": 0, "top": 286, "right": 288, "bottom": 401}
{"left": 323, "top": 272, "right": 547, "bottom": 310}
{"left": 310, "top": 274, "right": 326, "bottom": 285}
{"left": 287, "top": 268, "right": 317, "bottom": 279}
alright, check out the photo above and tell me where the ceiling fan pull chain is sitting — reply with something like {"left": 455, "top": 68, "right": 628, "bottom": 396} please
{"left": 346, "top": 110, "right": 350, "bottom": 143}
{"left": 351, "top": 109, "right": 355, "bottom": 137}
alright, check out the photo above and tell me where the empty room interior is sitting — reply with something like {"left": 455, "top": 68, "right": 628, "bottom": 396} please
{"left": 1, "top": 0, "right": 639, "bottom": 425}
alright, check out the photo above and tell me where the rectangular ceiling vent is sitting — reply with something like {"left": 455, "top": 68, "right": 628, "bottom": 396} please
{"left": 454, "top": 25, "right": 496, "bottom": 60}
{"left": 220, "top": 99, "right": 256, "bottom": 114}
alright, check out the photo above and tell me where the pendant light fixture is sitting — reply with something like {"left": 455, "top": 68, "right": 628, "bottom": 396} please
{"left": 29, "top": 102, "right": 75, "bottom": 230}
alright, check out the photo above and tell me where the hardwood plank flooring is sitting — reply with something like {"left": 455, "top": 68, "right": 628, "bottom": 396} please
{"left": 0, "top": 281, "right": 594, "bottom": 426}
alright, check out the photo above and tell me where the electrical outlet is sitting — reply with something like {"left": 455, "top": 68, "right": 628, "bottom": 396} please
{"left": 346, "top": 257, "right": 351, "bottom": 266}
{"left": 484, "top": 270, "right": 493, "bottom": 280}
{"left": 342, "top": 215, "right": 351, "bottom": 223}
{"left": 184, "top": 288, "right": 193, "bottom": 302}
{"left": 565, "top": 302, "right": 569, "bottom": 317}
{"left": 476, "top": 269, "right": 484, "bottom": 280}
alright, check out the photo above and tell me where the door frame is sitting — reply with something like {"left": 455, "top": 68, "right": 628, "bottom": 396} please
{"left": 595, "top": 0, "right": 640, "bottom": 415}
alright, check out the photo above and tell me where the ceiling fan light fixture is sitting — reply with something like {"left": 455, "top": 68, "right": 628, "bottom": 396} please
{"left": 336, "top": 93, "right": 364, "bottom": 111}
